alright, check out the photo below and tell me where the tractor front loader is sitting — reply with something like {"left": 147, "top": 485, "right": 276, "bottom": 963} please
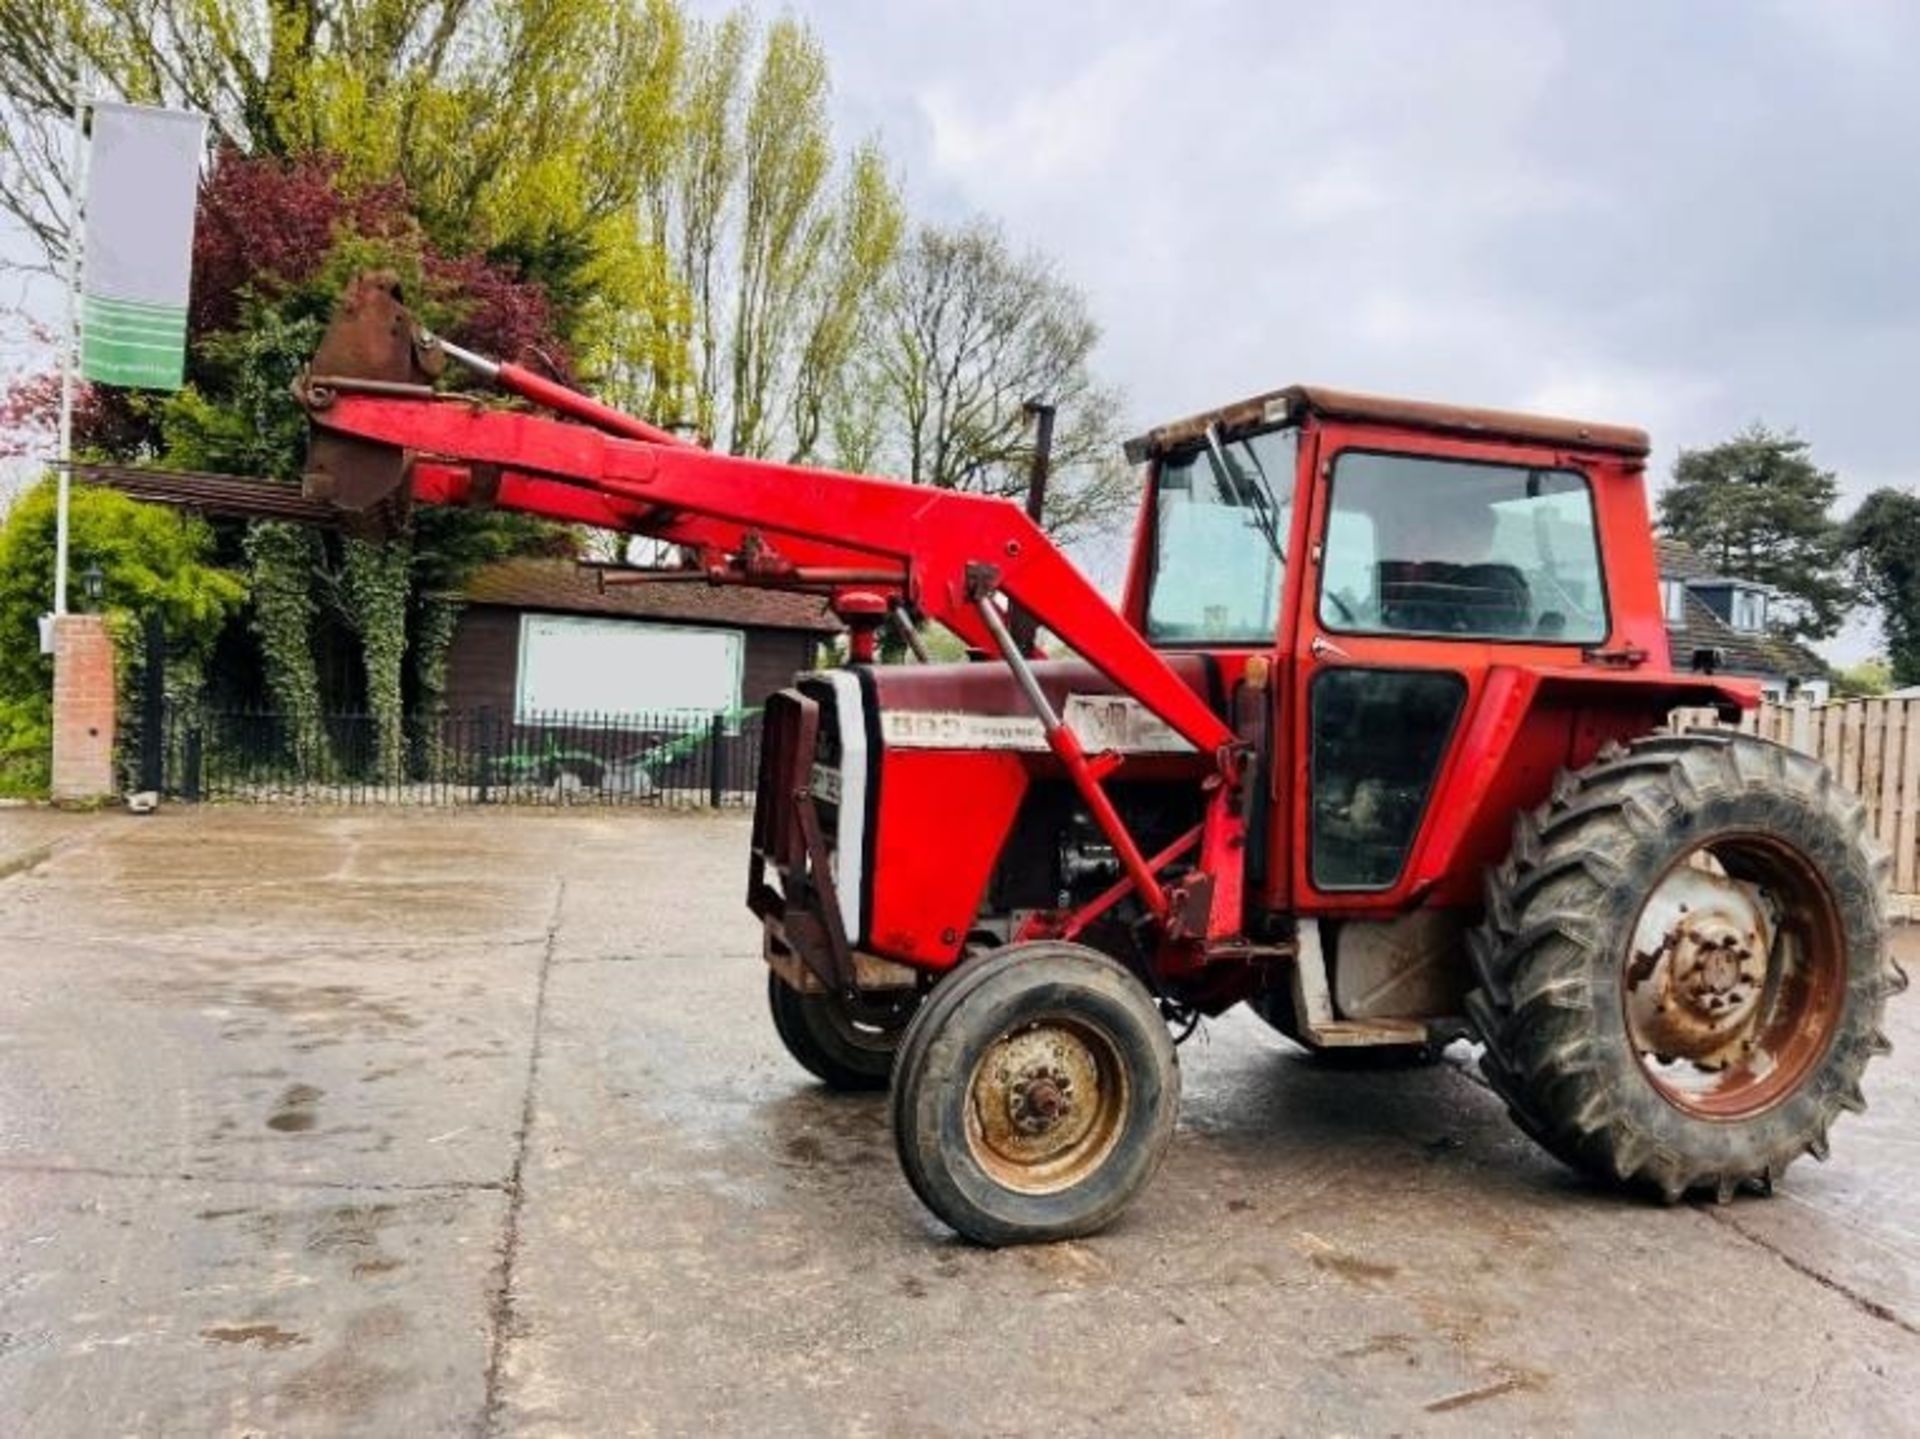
{"left": 297, "top": 273, "right": 1904, "bottom": 1245}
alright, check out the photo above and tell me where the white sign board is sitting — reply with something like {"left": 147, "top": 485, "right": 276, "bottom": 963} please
{"left": 515, "top": 614, "right": 743, "bottom": 722}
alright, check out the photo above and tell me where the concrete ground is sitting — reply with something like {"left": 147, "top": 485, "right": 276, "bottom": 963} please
{"left": 1, "top": 807, "right": 1916, "bottom": 1437}
{"left": 0, "top": 805, "right": 97, "bottom": 880}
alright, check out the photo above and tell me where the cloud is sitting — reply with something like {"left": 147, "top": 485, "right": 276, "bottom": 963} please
{"left": 809, "top": 2, "right": 1915, "bottom": 445}
{"left": 798, "top": 0, "right": 1919, "bottom": 656}
{"left": 920, "top": 40, "right": 1157, "bottom": 191}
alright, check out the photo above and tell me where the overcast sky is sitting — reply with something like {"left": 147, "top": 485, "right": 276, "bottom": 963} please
{"left": 7, "top": 1, "right": 1913, "bottom": 657}
{"left": 763, "top": 0, "right": 1917, "bottom": 659}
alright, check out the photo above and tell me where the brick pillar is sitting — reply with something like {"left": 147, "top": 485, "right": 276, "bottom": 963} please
{"left": 51, "top": 614, "right": 116, "bottom": 802}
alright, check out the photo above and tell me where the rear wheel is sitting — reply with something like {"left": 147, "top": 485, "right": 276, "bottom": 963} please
{"left": 1467, "top": 733, "right": 1902, "bottom": 1202}
{"left": 767, "top": 972, "right": 911, "bottom": 1092}
{"left": 890, "top": 942, "right": 1180, "bottom": 1246}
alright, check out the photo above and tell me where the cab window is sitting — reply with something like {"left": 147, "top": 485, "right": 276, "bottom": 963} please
{"left": 1318, "top": 452, "right": 1607, "bottom": 643}
{"left": 1145, "top": 427, "right": 1295, "bottom": 644}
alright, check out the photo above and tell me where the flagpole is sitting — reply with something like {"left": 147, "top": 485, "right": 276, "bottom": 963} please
{"left": 53, "top": 72, "right": 85, "bottom": 617}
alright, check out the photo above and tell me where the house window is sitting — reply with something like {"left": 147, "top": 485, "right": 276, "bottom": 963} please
{"left": 1660, "top": 578, "right": 1688, "bottom": 624}
{"left": 1730, "top": 587, "right": 1768, "bottom": 633}
{"left": 515, "top": 614, "right": 744, "bottom": 723}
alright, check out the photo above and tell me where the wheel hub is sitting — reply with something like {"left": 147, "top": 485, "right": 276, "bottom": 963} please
{"left": 965, "top": 1020, "right": 1128, "bottom": 1193}
{"left": 1626, "top": 864, "right": 1773, "bottom": 1071}
{"left": 1008, "top": 1066, "right": 1074, "bottom": 1135}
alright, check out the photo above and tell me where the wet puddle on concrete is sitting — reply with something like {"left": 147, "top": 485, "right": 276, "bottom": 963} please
{"left": 266, "top": 1083, "right": 325, "bottom": 1132}
{"left": 200, "top": 1323, "right": 308, "bottom": 1351}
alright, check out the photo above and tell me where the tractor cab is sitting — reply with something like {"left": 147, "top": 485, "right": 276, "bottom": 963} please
{"left": 1116, "top": 386, "right": 1676, "bottom": 920}
{"left": 1122, "top": 385, "right": 1653, "bottom": 658}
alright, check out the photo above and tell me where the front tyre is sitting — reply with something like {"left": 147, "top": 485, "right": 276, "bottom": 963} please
{"left": 890, "top": 943, "right": 1180, "bottom": 1246}
{"left": 1467, "top": 733, "right": 1904, "bottom": 1203}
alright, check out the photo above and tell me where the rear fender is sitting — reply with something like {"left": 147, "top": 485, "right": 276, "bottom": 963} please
{"left": 1396, "top": 665, "right": 1756, "bottom": 909}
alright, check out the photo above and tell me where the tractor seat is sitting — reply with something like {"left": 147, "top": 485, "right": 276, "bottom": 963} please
{"left": 1377, "top": 561, "right": 1532, "bottom": 636}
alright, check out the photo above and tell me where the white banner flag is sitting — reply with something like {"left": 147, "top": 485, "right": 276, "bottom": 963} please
{"left": 80, "top": 101, "right": 206, "bottom": 391}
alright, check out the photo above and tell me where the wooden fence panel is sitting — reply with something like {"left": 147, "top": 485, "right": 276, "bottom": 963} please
{"left": 1861, "top": 703, "right": 1881, "bottom": 837}
{"left": 1837, "top": 699, "right": 1858, "bottom": 797}
{"left": 1872, "top": 703, "right": 1902, "bottom": 855}
{"left": 1666, "top": 695, "right": 1920, "bottom": 908}
{"left": 1896, "top": 699, "right": 1912, "bottom": 899}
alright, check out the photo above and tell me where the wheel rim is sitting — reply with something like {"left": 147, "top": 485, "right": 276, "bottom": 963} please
{"left": 1622, "top": 832, "right": 1847, "bottom": 1120}
{"left": 964, "top": 1016, "right": 1130, "bottom": 1195}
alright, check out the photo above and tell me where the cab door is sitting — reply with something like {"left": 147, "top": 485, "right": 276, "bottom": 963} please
{"left": 1125, "top": 420, "right": 1310, "bottom": 919}
{"left": 1286, "top": 422, "right": 1615, "bottom": 913}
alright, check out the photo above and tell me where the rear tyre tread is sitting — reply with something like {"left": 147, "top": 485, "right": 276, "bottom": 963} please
{"left": 1465, "top": 731, "right": 1895, "bottom": 1202}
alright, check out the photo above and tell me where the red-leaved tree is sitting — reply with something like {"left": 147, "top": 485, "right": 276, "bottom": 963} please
{"left": 2, "top": 148, "right": 581, "bottom": 776}
{"left": 3, "top": 149, "right": 570, "bottom": 466}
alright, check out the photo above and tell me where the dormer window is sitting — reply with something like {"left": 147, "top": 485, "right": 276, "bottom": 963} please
{"left": 1730, "top": 587, "right": 1767, "bottom": 632}
{"left": 1686, "top": 577, "right": 1772, "bottom": 633}
{"left": 1660, "top": 578, "right": 1688, "bottom": 624}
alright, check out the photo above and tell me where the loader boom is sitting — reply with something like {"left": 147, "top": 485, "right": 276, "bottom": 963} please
{"left": 297, "top": 273, "right": 1243, "bottom": 945}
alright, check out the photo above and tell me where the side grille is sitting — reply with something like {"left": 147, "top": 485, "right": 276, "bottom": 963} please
{"left": 751, "top": 687, "right": 820, "bottom": 872}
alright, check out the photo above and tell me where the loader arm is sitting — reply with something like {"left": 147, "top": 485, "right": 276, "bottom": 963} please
{"left": 403, "top": 459, "right": 998, "bottom": 655}
{"left": 306, "top": 390, "right": 1234, "bottom": 756}
{"left": 296, "top": 273, "right": 1243, "bottom": 936}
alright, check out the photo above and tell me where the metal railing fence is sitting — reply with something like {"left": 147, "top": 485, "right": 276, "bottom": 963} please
{"left": 123, "top": 704, "right": 763, "bottom": 807}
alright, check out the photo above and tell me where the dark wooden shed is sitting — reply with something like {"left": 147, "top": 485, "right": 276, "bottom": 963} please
{"left": 444, "top": 559, "right": 842, "bottom": 721}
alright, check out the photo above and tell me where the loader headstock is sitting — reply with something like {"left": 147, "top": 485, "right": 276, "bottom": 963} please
{"left": 296, "top": 271, "right": 442, "bottom": 535}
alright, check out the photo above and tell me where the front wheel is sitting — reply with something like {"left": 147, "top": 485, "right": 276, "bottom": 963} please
{"left": 1467, "top": 733, "right": 1903, "bottom": 1203}
{"left": 890, "top": 942, "right": 1180, "bottom": 1246}
{"left": 767, "top": 972, "right": 911, "bottom": 1091}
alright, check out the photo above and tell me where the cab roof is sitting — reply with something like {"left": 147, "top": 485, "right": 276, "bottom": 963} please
{"left": 1122, "top": 384, "right": 1651, "bottom": 464}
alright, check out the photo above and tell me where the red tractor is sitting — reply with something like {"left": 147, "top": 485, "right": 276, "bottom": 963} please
{"left": 301, "top": 274, "right": 1903, "bottom": 1245}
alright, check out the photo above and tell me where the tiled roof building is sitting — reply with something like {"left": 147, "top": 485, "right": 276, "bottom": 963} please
{"left": 1655, "top": 538, "right": 1827, "bottom": 697}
